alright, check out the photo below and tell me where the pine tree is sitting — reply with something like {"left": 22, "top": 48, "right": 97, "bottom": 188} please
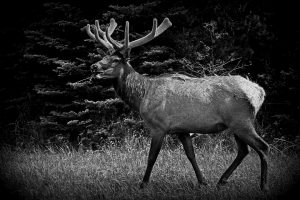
{"left": 20, "top": 2, "right": 96, "bottom": 148}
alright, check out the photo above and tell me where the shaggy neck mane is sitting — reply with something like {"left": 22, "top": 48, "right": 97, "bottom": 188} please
{"left": 113, "top": 62, "right": 149, "bottom": 111}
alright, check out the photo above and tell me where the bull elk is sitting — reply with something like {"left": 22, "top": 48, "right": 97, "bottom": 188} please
{"left": 83, "top": 17, "right": 269, "bottom": 192}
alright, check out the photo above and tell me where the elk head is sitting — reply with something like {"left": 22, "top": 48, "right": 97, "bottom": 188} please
{"left": 83, "top": 18, "right": 172, "bottom": 79}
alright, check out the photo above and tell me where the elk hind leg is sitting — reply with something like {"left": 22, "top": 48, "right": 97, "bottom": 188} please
{"left": 232, "top": 122, "right": 269, "bottom": 192}
{"left": 178, "top": 133, "right": 207, "bottom": 185}
{"left": 218, "top": 134, "right": 250, "bottom": 185}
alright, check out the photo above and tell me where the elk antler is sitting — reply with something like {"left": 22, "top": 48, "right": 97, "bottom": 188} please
{"left": 129, "top": 18, "right": 172, "bottom": 49}
{"left": 83, "top": 18, "right": 172, "bottom": 57}
{"left": 83, "top": 19, "right": 118, "bottom": 53}
{"left": 106, "top": 18, "right": 172, "bottom": 57}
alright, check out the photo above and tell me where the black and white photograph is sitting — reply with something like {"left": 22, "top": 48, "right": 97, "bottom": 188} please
{"left": 1, "top": 0, "right": 299, "bottom": 199}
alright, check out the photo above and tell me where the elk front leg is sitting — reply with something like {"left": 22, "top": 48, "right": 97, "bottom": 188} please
{"left": 178, "top": 133, "right": 208, "bottom": 185}
{"left": 140, "top": 131, "right": 165, "bottom": 188}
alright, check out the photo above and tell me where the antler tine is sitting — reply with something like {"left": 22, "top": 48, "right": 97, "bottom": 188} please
{"left": 95, "top": 20, "right": 114, "bottom": 50}
{"left": 91, "top": 25, "right": 112, "bottom": 50}
{"left": 155, "top": 18, "right": 172, "bottom": 37}
{"left": 124, "top": 21, "right": 129, "bottom": 50}
{"left": 85, "top": 24, "right": 96, "bottom": 40}
{"left": 128, "top": 18, "right": 157, "bottom": 49}
{"left": 84, "top": 21, "right": 114, "bottom": 51}
{"left": 107, "top": 18, "right": 118, "bottom": 36}
{"left": 95, "top": 20, "right": 105, "bottom": 37}
{"left": 122, "top": 21, "right": 131, "bottom": 58}
{"left": 105, "top": 18, "right": 123, "bottom": 50}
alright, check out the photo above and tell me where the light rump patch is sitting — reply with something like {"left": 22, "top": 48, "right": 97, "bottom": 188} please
{"left": 234, "top": 76, "right": 266, "bottom": 115}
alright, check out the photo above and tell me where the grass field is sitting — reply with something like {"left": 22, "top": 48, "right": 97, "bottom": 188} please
{"left": 1, "top": 135, "right": 300, "bottom": 200}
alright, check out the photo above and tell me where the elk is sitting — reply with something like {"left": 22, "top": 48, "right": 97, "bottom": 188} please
{"left": 83, "top": 17, "right": 269, "bottom": 192}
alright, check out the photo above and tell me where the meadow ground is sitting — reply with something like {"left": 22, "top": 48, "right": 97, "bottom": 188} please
{"left": 1, "top": 135, "right": 300, "bottom": 200}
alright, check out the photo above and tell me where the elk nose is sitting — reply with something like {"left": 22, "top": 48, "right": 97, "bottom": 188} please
{"left": 90, "top": 63, "right": 102, "bottom": 73}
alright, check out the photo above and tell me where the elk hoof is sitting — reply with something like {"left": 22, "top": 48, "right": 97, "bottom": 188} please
{"left": 200, "top": 181, "right": 208, "bottom": 186}
{"left": 140, "top": 182, "right": 148, "bottom": 189}
{"left": 261, "top": 184, "right": 269, "bottom": 193}
{"left": 217, "top": 179, "right": 229, "bottom": 186}
{"left": 196, "top": 181, "right": 208, "bottom": 188}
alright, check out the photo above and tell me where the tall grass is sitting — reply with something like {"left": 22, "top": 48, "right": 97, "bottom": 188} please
{"left": 1, "top": 135, "right": 299, "bottom": 200}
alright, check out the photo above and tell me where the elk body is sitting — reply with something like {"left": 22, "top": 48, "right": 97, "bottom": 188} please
{"left": 83, "top": 17, "right": 270, "bottom": 192}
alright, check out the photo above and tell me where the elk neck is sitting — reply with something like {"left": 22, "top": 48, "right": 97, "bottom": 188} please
{"left": 112, "top": 61, "right": 149, "bottom": 111}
